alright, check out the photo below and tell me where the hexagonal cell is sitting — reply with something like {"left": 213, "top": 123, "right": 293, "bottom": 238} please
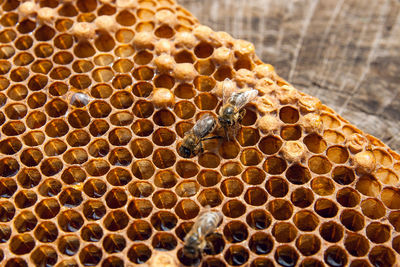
{"left": 152, "top": 148, "right": 176, "bottom": 169}
{"left": 368, "top": 246, "right": 396, "bottom": 267}
{"left": 220, "top": 177, "right": 244, "bottom": 198}
{"left": 176, "top": 160, "right": 199, "bottom": 178}
{"left": 366, "top": 222, "right": 391, "bottom": 244}
{"left": 89, "top": 100, "right": 112, "bottom": 118}
{"left": 241, "top": 167, "right": 265, "bottom": 185}
{"left": 198, "top": 188, "right": 223, "bottom": 208}
{"left": 336, "top": 187, "right": 360, "bottom": 208}
{"left": 268, "top": 199, "right": 293, "bottom": 220}
{"left": 303, "top": 133, "right": 327, "bottom": 154}
{"left": 133, "top": 100, "right": 154, "bottom": 118}
{"left": 106, "top": 167, "right": 132, "bottom": 186}
{"left": 28, "top": 92, "right": 47, "bottom": 109}
{"left": 130, "top": 138, "right": 153, "bottom": 158}
{"left": 280, "top": 125, "right": 301, "bottom": 140}
{"left": 131, "top": 159, "right": 155, "bottom": 180}
{"left": 20, "top": 148, "right": 43, "bottom": 167}
{"left": 175, "top": 180, "right": 199, "bottom": 197}
{"left": 323, "top": 129, "right": 345, "bottom": 144}
{"left": 311, "top": 176, "right": 335, "bottom": 196}
{"left": 285, "top": 164, "right": 311, "bottom": 185}
{"left": 249, "top": 232, "right": 273, "bottom": 255}
{"left": 79, "top": 244, "right": 102, "bottom": 266}
{"left": 57, "top": 210, "right": 84, "bottom": 232}
{"left": 246, "top": 209, "right": 272, "bottom": 230}
{"left": 152, "top": 190, "right": 177, "bottom": 209}
{"left": 9, "top": 233, "right": 35, "bottom": 255}
{"left": 295, "top": 234, "right": 321, "bottom": 256}
{"left": 127, "top": 220, "right": 152, "bottom": 241}
{"left": 78, "top": 223, "right": 101, "bottom": 243}
{"left": 34, "top": 221, "right": 58, "bottom": 243}
{"left": 83, "top": 200, "right": 106, "bottom": 221}
{"left": 324, "top": 245, "right": 348, "bottom": 267}
{"left": 35, "top": 198, "right": 60, "bottom": 219}
{"left": 381, "top": 187, "right": 400, "bottom": 209}
{"left": 5, "top": 103, "right": 28, "bottom": 119}
{"left": 89, "top": 119, "right": 110, "bottom": 137}
{"left": 82, "top": 159, "right": 108, "bottom": 178}
{"left": 327, "top": 145, "right": 349, "bottom": 164}
{"left": 14, "top": 190, "right": 37, "bottom": 209}
{"left": 175, "top": 199, "right": 199, "bottom": 220}
{"left": 240, "top": 148, "right": 263, "bottom": 166}
{"left": 291, "top": 187, "right": 314, "bottom": 208}
{"left": 30, "top": 245, "right": 58, "bottom": 267}
{"left": 332, "top": 166, "right": 355, "bottom": 185}
{"left": 127, "top": 243, "right": 151, "bottom": 264}
{"left": 222, "top": 200, "right": 246, "bottom": 218}
{"left": 340, "top": 209, "right": 365, "bottom": 232}
{"left": 375, "top": 167, "right": 399, "bottom": 185}
{"left": 220, "top": 161, "right": 242, "bottom": 177}
{"left": 194, "top": 93, "right": 218, "bottom": 110}
{"left": 83, "top": 178, "right": 107, "bottom": 198}
{"left": 279, "top": 106, "right": 299, "bottom": 123}
{"left": 274, "top": 245, "right": 299, "bottom": 267}
{"left": 265, "top": 177, "right": 289, "bottom": 197}
{"left": 103, "top": 210, "right": 129, "bottom": 231}
{"left": 314, "top": 198, "right": 338, "bottom": 218}
{"left": 244, "top": 187, "right": 268, "bottom": 206}
{"left": 175, "top": 83, "right": 195, "bottom": 99}
{"left": 152, "top": 232, "right": 177, "bottom": 251}
{"left": 223, "top": 221, "right": 248, "bottom": 243}
{"left": 319, "top": 221, "right": 344, "bottom": 243}
{"left": 224, "top": 245, "right": 249, "bottom": 266}
{"left": 151, "top": 211, "right": 177, "bottom": 231}
{"left": 152, "top": 128, "right": 176, "bottom": 146}
{"left": 17, "top": 168, "right": 41, "bottom": 189}
{"left": 360, "top": 198, "right": 386, "bottom": 219}
{"left": 197, "top": 170, "right": 221, "bottom": 187}
{"left": 372, "top": 148, "right": 393, "bottom": 167}
{"left": 44, "top": 139, "right": 67, "bottom": 156}
{"left": 198, "top": 152, "right": 220, "bottom": 169}
{"left": 105, "top": 188, "right": 127, "bottom": 209}
{"left": 127, "top": 199, "right": 153, "bottom": 218}
{"left": 262, "top": 156, "right": 287, "bottom": 175}
{"left": 59, "top": 187, "right": 83, "bottom": 207}
{"left": 219, "top": 140, "right": 241, "bottom": 159}
{"left": 293, "top": 210, "right": 319, "bottom": 231}
{"left": 0, "top": 157, "right": 20, "bottom": 177}
{"left": 14, "top": 210, "right": 37, "bottom": 233}
{"left": 308, "top": 156, "right": 332, "bottom": 174}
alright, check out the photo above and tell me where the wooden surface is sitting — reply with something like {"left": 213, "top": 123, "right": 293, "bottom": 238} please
{"left": 178, "top": 0, "right": 400, "bottom": 152}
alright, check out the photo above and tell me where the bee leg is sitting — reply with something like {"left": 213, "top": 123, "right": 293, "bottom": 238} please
{"left": 201, "top": 136, "right": 223, "bottom": 141}
{"left": 238, "top": 108, "right": 246, "bottom": 123}
{"left": 224, "top": 126, "right": 230, "bottom": 140}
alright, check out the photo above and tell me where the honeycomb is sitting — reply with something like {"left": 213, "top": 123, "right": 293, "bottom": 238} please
{"left": 0, "top": 0, "right": 399, "bottom": 266}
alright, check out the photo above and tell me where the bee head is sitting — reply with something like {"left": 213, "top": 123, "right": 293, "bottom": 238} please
{"left": 179, "top": 145, "right": 192, "bottom": 158}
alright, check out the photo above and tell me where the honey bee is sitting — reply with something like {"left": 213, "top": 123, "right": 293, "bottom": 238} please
{"left": 178, "top": 114, "right": 218, "bottom": 158}
{"left": 218, "top": 79, "right": 258, "bottom": 139}
{"left": 183, "top": 210, "right": 223, "bottom": 259}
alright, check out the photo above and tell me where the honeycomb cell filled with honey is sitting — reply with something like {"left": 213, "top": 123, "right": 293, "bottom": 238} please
{"left": 0, "top": 0, "right": 399, "bottom": 266}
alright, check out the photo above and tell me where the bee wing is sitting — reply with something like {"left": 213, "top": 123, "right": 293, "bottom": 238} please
{"left": 192, "top": 114, "right": 216, "bottom": 138}
{"left": 222, "top": 78, "right": 238, "bottom": 106}
{"left": 231, "top": 89, "right": 258, "bottom": 110}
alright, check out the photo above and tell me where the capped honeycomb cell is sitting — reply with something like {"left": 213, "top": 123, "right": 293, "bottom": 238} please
{"left": 0, "top": 0, "right": 399, "bottom": 266}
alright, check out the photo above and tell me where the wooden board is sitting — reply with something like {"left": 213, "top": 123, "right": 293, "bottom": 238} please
{"left": 179, "top": 0, "right": 400, "bottom": 151}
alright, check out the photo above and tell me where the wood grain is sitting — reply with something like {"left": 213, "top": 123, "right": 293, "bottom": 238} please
{"left": 178, "top": 0, "right": 400, "bottom": 151}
